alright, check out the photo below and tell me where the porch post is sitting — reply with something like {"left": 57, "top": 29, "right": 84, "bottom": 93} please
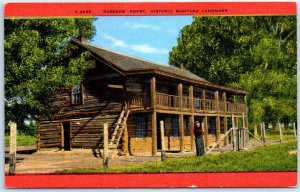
{"left": 178, "top": 83, "right": 184, "bottom": 152}
{"left": 61, "top": 122, "right": 64, "bottom": 151}
{"left": 204, "top": 116, "right": 208, "bottom": 149}
{"left": 215, "top": 91, "right": 220, "bottom": 147}
{"left": 215, "top": 91, "right": 219, "bottom": 113}
{"left": 151, "top": 77, "right": 157, "bottom": 156}
{"left": 178, "top": 83, "right": 183, "bottom": 109}
{"left": 189, "top": 85, "right": 195, "bottom": 151}
{"left": 201, "top": 89, "right": 206, "bottom": 99}
{"left": 189, "top": 85, "right": 194, "bottom": 112}
{"left": 224, "top": 117, "right": 228, "bottom": 146}
{"left": 201, "top": 89, "right": 206, "bottom": 110}
{"left": 179, "top": 114, "right": 184, "bottom": 152}
{"left": 216, "top": 116, "right": 221, "bottom": 147}
{"left": 222, "top": 92, "right": 227, "bottom": 113}
{"left": 189, "top": 115, "right": 195, "bottom": 151}
{"left": 122, "top": 124, "right": 129, "bottom": 154}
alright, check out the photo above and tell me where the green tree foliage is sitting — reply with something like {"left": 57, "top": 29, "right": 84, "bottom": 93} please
{"left": 169, "top": 16, "right": 296, "bottom": 124}
{"left": 232, "top": 70, "right": 296, "bottom": 124}
{"left": 5, "top": 18, "right": 96, "bottom": 130}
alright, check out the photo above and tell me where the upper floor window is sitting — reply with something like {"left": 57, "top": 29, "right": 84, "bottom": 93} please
{"left": 71, "top": 82, "right": 82, "bottom": 104}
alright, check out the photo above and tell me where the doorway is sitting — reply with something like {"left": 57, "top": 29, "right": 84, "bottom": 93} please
{"left": 62, "top": 122, "right": 71, "bottom": 151}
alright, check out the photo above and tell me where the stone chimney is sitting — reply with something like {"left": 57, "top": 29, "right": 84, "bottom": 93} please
{"left": 179, "top": 63, "right": 184, "bottom": 69}
{"left": 79, "top": 36, "right": 87, "bottom": 44}
{"left": 73, "top": 35, "right": 87, "bottom": 44}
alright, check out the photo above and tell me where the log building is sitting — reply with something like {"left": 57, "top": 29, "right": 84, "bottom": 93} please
{"left": 38, "top": 38, "right": 248, "bottom": 156}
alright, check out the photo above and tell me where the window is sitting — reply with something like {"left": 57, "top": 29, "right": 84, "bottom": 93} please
{"left": 195, "top": 98, "right": 201, "bottom": 108}
{"left": 172, "top": 118, "right": 179, "bottom": 137}
{"left": 208, "top": 117, "right": 216, "bottom": 135}
{"left": 136, "top": 116, "right": 147, "bottom": 138}
{"left": 71, "top": 82, "right": 82, "bottom": 104}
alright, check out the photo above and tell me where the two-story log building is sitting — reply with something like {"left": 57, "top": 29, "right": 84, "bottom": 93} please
{"left": 38, "top": 38, "right": 248, "bottom": 156}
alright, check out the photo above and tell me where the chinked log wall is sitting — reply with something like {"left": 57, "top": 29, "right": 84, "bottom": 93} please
{"left": 38, "top": 78, "right": 124, "bottom": 149}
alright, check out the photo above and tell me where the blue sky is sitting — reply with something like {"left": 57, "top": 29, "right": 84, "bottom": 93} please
{"left": 91, "top": 16, "right": 193, "bottom": 65}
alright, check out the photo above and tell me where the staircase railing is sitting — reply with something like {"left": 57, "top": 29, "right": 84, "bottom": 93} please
{"left": 108, "top": 109, "right": 130, "bottom": 149}
{"left": 206, "top": 127, "right": 235, "bottom": 154}
{"left": 206, "top": 127, "right": 251, "bottom": 154}
{"left": 109, "top": 110, "right": 125, "bottom": 144}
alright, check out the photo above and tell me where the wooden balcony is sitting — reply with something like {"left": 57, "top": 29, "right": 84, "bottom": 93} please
{"left": 128, "top": 92, "right": 246, "bottom": 114}
{"left": 156, "top": 92, "right": 246, "bottom": 114}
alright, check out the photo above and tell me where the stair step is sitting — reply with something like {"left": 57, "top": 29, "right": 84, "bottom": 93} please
{"left": 108, "top": 144, "right": 118, "bottom": 149}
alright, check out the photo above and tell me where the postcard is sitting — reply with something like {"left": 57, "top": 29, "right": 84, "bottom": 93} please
{"left": 4, "top": 1, "right": 297, "bottom": 188}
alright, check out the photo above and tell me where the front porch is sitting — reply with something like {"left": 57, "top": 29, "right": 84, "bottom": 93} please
{"left": 124, "top": 76, "right": 248, "bottom": 156}
{"left": 125, "top": 112, "right": 247, "bottom": 156}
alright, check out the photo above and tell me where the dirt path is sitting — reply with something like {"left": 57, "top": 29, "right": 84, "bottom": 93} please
{"left": 4, "top": 139, "right": 280, "bottom": 174}
{"left": 5, "top": 148, "right": 162, "bottom": 174}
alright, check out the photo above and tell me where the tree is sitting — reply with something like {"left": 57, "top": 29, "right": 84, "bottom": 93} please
{"left": 5, "top": 18, "right": 96, "bottom": 130}
{"left": 169, "top": 16, "right": 296, "bottom": 125}
{"left": 232, "top": 69, "right": 296, "bottom": 124}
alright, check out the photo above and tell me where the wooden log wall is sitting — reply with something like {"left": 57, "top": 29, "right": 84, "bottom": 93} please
{"left": 127, "top": 113, "right": 153, "bottom": 154}
{"left": 39, "top": 120, "right": 62, "bottom": 148}
{"left": 126, "top": 77, "right": 149, "bottom": 94}
{"left": 39, "top": 60, "right": 125, "bottom": 149}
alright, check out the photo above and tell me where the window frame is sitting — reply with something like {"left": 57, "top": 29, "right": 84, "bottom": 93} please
{"left": 135, "top": 116, "right": 147, "bottom": 138}
{"left": 71, "top": 82, "right": 83, "bottom": 105}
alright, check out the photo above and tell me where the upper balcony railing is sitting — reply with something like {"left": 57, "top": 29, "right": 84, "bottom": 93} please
{"left": 128, "top": 93, "right": 150, "bottom": 109}
{"left": 128, "top": 92, "right": 246, "bottom": 114}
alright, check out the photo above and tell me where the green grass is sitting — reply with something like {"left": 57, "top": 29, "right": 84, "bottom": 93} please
{"left": 59, "top": 141, "right": 297, "bottom": 174}
{"left": 5, "top": 134, "right": 36, "bottom": 147}
{"left": 259, "top": 130, "right": 296, "bottom": 141}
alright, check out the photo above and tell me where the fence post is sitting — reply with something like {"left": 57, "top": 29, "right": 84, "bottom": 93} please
{"left": 263, "top": 122, "right": 266, "bottom": 143}
{"left": 278, "top": 121, "right": 283, "bottom": 143}
{"left": 9, "top": 122, "right": 17, "bottom": 175}
{"left": 293, "top": 122, "right": 297, "bottom": 140}
{"left": 103, "top": 123, "right": 109, "bottom": 168}
{"left": 160, "top": 121, "right": 166, "bottom": 161}
{"left": 242, "top": 114, "right": 246, "bottom": 149}
{"left": 260, "top": 123, "right": 262, "bottom": 141}
{"left": 231, "top": 114, "right": 236, "bottom": 151}
{"left": 253, "top": 124, "right": 258, "bottom": 137}
{"left": 237, "top": 127, "right": 241, "bottom": 151}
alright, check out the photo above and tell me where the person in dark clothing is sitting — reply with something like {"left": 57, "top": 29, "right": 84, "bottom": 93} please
{"left": 193, "top": 121, "right": 205, "bottom": 156}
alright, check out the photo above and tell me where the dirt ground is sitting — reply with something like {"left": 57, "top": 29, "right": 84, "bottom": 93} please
{"left": 4, "top": 139, "right": 278, "bottom": 174}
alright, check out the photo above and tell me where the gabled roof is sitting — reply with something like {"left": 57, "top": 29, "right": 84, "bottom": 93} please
{"left": 72, "top": 39, "right": 247, "bottom": 95}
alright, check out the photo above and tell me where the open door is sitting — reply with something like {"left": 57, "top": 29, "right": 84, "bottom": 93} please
{"left": 62, "top": 122, "right": 71, "bottom": 151}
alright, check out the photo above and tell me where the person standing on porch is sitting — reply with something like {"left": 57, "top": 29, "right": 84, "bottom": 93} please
{"left": 194, "top": 121, "right": 205, "bottom": 156}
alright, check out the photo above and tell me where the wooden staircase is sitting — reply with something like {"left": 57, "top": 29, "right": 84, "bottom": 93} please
{"left": 108, "top": 109, "right": 130, "bottom": 149}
